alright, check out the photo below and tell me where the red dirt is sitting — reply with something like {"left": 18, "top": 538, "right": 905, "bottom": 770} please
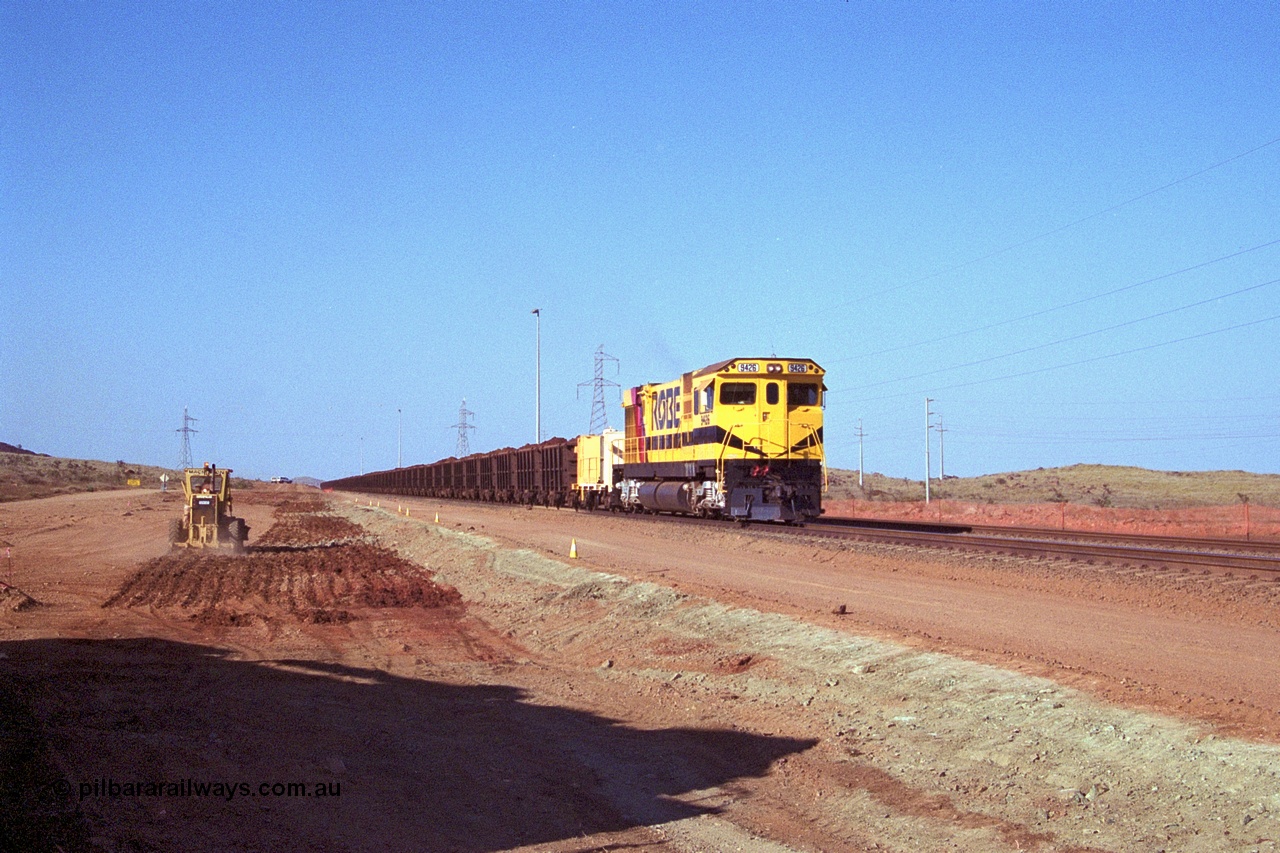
{"left": 405, "top": 499, "right": 1280, "bottom": 743}
{"left": 251, "top": 513, "right": 366, "bottom": 547}
{"left": 827, "top": 497, "right": 1280, "bottom": 540}
{"left": 106, "top": 543, "right": 461, "bottom": 617}
{"left": 0, "top": 581, "right": 38, "bottom": 612}
{"left": 3, "top": 488, "right": 1280, "bottom": 852}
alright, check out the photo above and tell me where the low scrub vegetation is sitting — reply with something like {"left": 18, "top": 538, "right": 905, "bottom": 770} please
{"left": 1, "top": 450, "right": 180, "bottom": 502}
{"left": 827, "top": 463, "right": 1280, "bottom": 508}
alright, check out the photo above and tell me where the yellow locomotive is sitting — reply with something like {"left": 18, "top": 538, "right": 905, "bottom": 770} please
{"left": 616, "top": 357, "right": 825, "bottom": 522}
{"left": 323, "top": 356, "right": 826, "bottom": 524}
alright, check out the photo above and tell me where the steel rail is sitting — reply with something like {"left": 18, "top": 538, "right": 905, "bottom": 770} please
{"left": 356, "top": 493, "right": 1280, "bottom": 575}
{"left": 801, "top": 521, "right": 1280, "bottom": 574}
{"left": 814, "top": 516, "right": 1280, "bottom": 557}
{"left": 962, "top": 524, "right": 1280, "bottom": 555}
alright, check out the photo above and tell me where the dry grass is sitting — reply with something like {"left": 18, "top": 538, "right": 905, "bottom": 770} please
{"left": 0, "top": 451, "right": 253, "bottom": 503}
{"left": 827, "top": 463, "right": 1280, "bottom": 509}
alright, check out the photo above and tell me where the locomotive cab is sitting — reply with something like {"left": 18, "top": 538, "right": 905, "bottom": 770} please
{"left": 619, "top": 358, "right": 826, "bottom": 522}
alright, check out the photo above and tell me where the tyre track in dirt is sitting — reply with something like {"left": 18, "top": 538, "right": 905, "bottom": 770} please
{"left": 4, "top": 491, "right": 824, "bottom": 852}
{"left": 105, "top": 507, "right": 461, "bottom": 627}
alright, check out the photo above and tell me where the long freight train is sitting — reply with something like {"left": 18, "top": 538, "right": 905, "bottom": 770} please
{"left": 323, "top": 357, "right": 826, "bottom": 523}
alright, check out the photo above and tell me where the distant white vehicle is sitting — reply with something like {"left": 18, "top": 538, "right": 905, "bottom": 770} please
{"left": 269, "top": 476, "right": 293, "bottom": 484}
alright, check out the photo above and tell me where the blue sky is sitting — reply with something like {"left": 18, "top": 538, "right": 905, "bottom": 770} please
{"left": 3, "top": 2, "right": 1278, "bottom": 482}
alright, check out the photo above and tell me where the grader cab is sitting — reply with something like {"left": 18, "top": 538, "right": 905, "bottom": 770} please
{"left": 170, "top": 464, "right": 249, "bottom": 552}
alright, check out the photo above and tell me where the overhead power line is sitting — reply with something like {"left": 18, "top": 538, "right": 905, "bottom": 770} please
{"left": 830, "top": 235, "right": 1280, "bottom": 365}
{"left": 834, "top": 134, "right": 1280, "bottom": 309}
{"left": 847, "top": 312, "right": 1280, "bottom": 403}
{"left": 840, "top": 275, "right": 1280, "bottom": 393}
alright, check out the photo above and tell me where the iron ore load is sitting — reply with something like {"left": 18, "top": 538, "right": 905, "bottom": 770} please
{"left": 323, "top": 357, "right": 826, "bottom": 523}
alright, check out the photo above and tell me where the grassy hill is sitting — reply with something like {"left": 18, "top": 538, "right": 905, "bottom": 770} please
{"left": 0, "top": 449, "right": 259, "bottom": 503}
{"left": 0, "top": 450, "right": 178, "bottom": 502}
{"left": 826, "top": 463, "right": 1280, "bottom": 509}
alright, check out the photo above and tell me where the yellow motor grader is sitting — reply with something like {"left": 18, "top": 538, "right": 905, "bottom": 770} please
{"left": 170, "top": 463, "right": 249, "bottom": 552}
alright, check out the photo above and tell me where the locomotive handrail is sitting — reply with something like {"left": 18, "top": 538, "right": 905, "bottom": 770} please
{"left": 789, "top": 423, "right": 828, "bottom": 490}
{"left": 715, "top": 424, "right": 743, "bottom": 483}
{"left": 817, "top": 427, "right": 828, "bottom": 491}
{"left": 740, "top": 427, "right": 789, "bottom": 457}
{"left": 715, "top": 422, "right": 788, "bottom": 480}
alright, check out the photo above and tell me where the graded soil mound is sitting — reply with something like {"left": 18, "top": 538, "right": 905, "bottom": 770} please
{"left": 275, "top": 497, "right": 329, "bottom": 514}
{"left": 105, "top": 544, "right": 460, "bottom": 624}
{"left": 105, "top": 500, "right": 460, "bottom": 625}
{"left": 252, "top": 513, "right": 365, "bottom": 547}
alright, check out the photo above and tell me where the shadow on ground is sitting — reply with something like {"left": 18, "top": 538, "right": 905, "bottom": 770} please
{"left": 0, "top": 638, "right": 815, "bottom": 852}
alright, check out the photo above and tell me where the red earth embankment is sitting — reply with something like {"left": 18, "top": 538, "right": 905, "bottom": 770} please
{"left": 825, "top": 498, "right": 1280, "bottom": 539}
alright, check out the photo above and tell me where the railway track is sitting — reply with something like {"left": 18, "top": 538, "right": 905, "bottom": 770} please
{"left": 352, "top": 493, "right": 1280, "bottom": 577}
{"left": 562, "top": 508, "right": 1280, "bottom": 576}
{"left": 816, "top": 516, "right": 1280, "bottom": 551}
{"left": 805, "top": 517, "right": 1280, "bottom": 576}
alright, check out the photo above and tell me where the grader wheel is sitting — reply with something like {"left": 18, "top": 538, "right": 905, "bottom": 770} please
{"left": 225, "top": 518, "right": 248, "bottom": 553}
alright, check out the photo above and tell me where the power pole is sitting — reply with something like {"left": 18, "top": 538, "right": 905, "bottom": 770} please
{"left": 936, "top": 415, "right": 947, "bottom": 480}
{"left": 577, "top": 345, "right": 620, "bottom": 434}
{"left": 176, "top": 407, "right": 197, "bottom": 469}
{"left": 924, "top": 398, "right": 933, "bottom": 503}
{"left": 397, "top": 408, "right": 403, "bottom": 469}
{"left": 452, "top": 399, "right": 476, "bottom": 457}
{"left": 855, "top": 418, "right": 866, "bottom": 489}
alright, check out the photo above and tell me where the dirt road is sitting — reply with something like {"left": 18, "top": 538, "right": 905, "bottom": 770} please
{"left": 2, "top": 489, "right": 1277, "bottom": 852}
{"left": 411, "top": 499, "right": 1280, "bottom": 741}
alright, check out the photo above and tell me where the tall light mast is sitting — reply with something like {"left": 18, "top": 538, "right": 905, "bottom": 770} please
{"left": 532, "top": 308, "right": 542, "bottom": 443}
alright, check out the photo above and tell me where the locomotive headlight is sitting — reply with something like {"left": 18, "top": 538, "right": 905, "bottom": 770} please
{"left": 767, "top": 363, "right": 782, "bottom": 374}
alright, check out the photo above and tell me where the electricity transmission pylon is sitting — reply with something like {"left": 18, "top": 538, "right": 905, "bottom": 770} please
{"left": 577, "top": 345, "right": 620, "bottom": 434}
{"left": 176, "top": 407, "right": 197, "bottom": 469}
{"left": 452, "top": 399, "right": 475, "bottom": 457}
